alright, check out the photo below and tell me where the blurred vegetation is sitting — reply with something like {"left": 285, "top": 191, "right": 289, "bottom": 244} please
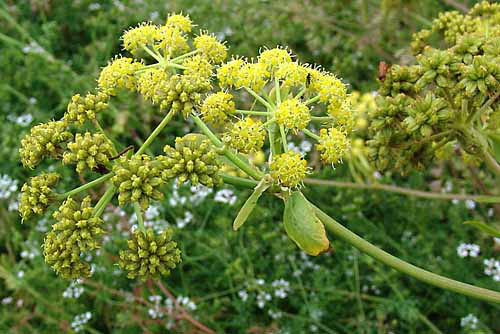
{"left": 1, "top": 0, "right": 498, "bottom": 333}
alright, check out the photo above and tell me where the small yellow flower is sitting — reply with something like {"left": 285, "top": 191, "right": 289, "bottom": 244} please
{"left": 155, "top": 26, "right": 189, "bottom": 57}
{"left": 327, "top": 99, "right": 354, "bottom": 132}
{"left": 316, "top": 128, "right": 350, "bottom": 165}
{"left": 275, "top": 98, "right": 311, "bottom": 132}
{"left": 315, "top": 73, "right": 347, "bottom": 104}
{"left": 121, "top": 23, "right": 159, "bottom": 57}
{"left": 137, "top": 68, "right": 169, "bottom": 103}
{"left": 182, "top": 55, "right": 213, "bottom": 79}
{"left": 236, "top": 62, "right": 269, "bottom": 92}
{"left": 270, "top": 152, "right": 308, "bottom": 188}
{"left": 98, "top": 57, "right": 143, "bottom": 95}
{"left": 275, "top": 62, "right": 308, "bottom": 89}
{"left": 200, "top": 92, "right": 235, "bottom": 127}
{"left": 258, "top": 47, "right": 292, "bottom": 74}
{"left": 194, "top": 33, "right": 227, "bottom": 64}
{"left": 224, "top": 118, "right": 266, "bottom": 153}
{"left": 165, "top": 13, "right": 192, "bottom": 33}
{"left": 217, "top": 58, "right": 245, "bottom": 89}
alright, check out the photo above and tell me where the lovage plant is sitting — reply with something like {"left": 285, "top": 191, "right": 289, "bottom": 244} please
{"left": 18, "top": 10, "right": 500, "bottom": 304}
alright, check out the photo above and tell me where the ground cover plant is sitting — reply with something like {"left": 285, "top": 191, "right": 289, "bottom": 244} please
{"left": 1, "top": 0, "right": 500, "bottom": 333}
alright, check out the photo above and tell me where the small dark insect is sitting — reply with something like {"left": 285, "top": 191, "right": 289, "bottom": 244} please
{"left": 94, "top": 164, "right": 110, "bottom": 174}
{"left": 306, "top": 72, "right": 312, "bottom": 86}
{"left": 377, "top": 61, "right": 390, "bottom": 82}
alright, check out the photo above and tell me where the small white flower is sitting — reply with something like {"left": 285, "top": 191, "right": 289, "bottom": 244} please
{"left": 88, "top": 3, "right": 101, "bottom": 10}
{"left": 71, "top": 312, "right": 92, "bottom": 332}
{"left": 214, "top": 189, "right": 237, "bottom": 205}
{"left": 17, "top": 271, "right": 24, "bottom": 279}
{"left": 15, "top": 114, "right": 33, "bottom": 126}
{"left": 460, "top": 313, "right": 478, "bottom": 329}
{"left": 177, "top": 295, "right": 196, "bottom": 311}
{"left": 268, "top": 309, "right": 282, "bottom": 319}
{"left": 149, "top": 11, "right": 160, "bottom": 20}
{"left": 271, "top": 279, "right": 290, "bottom": 299}
{"left": 0, "top": 174, "right": 18, "bottom": 199}
{"left": 483, "top": 258, "right": 500, "bottom": 281}
{"left": 457, "top": 243, "right": 480, "bottom": 258}
{"left": 1, "top": 297, "right": 13, "bottom": 305}
{"left": 465, "top": 200, "right": 476, "bottom": 210}
{"left": 238, "top": 290, "right": 248, "bottom": 302}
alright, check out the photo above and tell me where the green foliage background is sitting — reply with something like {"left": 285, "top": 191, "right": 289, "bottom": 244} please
{"left": 1, "top": 0, "right": 499, "bottom": 333}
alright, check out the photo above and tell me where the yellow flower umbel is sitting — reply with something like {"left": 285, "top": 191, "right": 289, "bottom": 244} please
{"left": 64, "top": 92, "right": 109, "bottom": 126}
{"left": 275, "top": 98, "right": 311, "bottom": 133}
{"left": 98, "top": 57, "right": 143, "bottom": 95}
{"left": 316, "top": 128, "right": 350, "bottom": 165}
{"left": 270, "top": 152, "right": 308, "bottom": 188}
{"left": 43, "top": 196, "right": 105, "bottom": 279}
{"left": 236, "top": 62, "right": 270, "bottom": 92}
{"left": 122, "top": 22, "right": 159, "bottom": 57}
{"left": 19, "top": 173, "right": 60, "bottom": 221}
{"left": 165, "top": 13, "right": 192, "bottom": 32}
{"left": 200, "top": 92, "right": 235, "bottom": 127}
{"left": 193, "top": 33, "right": 227, "bottom": 64}
{"left": 119, "top": 228, "right": 181, "bottom": 281}
{"left": 217, "top": 58, "right": 245, "bottom": 89}
{"left": 20, "top": 120, "right": 72, "bottom": 169}
{"left": 63, "top": 132, "right": 114, "bottom": 174}
{"left": 224, "top": 118, "right": 266, "bottom": 154}
{"left": 258, "top": 47, "right": 292, "bottom": 74}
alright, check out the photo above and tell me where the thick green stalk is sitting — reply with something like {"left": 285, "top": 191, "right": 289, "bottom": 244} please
{"left": 482, "top": 148, "right": 500, "bottom": 178}
{"left": 170, "top": 49, "right": 199, "bottom": 63}
{"left": 136, "top": 109, "right": 176, "bottom": 155}
{"left": 302, "top": 128, "right": 320, "bottom": 141}
{"left": 93, "top": 186, "right": 116, "bottom": 218}
{"left": 304, "top": 178, "right": 496, "bottom": 201}
{"left": 191, "top": 115, "right": 264, "bottom": 180}
{"left": 314, "top": 206, "right": 500, "bottom": 304}
{"left": 55, "top": 173, "right": 114, "bottom": 200}
{"left": 304, "top": 95, "right": 320, "bottom": 105}
{"left": 235, "top": 110, "right": 270, "bottom": 116}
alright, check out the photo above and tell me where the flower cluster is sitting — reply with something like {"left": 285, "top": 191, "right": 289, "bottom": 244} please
{"left": 43, "top": 196, "right": 105, "bottom": 279}
{"left": 367, "top": 1, "right": 500, "bottom": 174}
{"left": 19, "top": 173, "right": 60, "bottom": 221}
{"left": 19, "top": 120, "right": 72, "bottom": 169}
{"left": 160, "top": 134, "right": 223, "bottom": 187}
{"left": 118, "top": 228, "right": 181, "bottom": 281}
{"left": 112, "top": 155, "right": 165, "bottom": 211}
{"left": 63, "top": 132, "right": 114, "bottom": 174}
{"left": 64, "top": 92, "right": 109, "bottom": 126}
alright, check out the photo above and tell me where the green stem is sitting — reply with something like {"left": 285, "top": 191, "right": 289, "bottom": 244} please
{"left": 142, "top": 45, "right": 162, "bottom": 62}
{"left": 261, "top": 117, "right": 276, "bottom": 128}
{"left": 304, "top": 178, "right": 496, "bottom": 201}
{"left": 295, "top": 87, "right": 307, "bottom": 99}
{"left": 275, "top": 77, "right": 281, "bottom": 105}
{"left": 304, "top": 95, "right": 320, "bottom": 106}
{"left": 235, "top": 110, "right": 270, "bottom": 116}
{"left": 55, "top": 173, "right": 114, "bottom": 200}
{"left": 311, "top": 116, "right": 333, "bottom": 122}
{"left": 314, "top": 206, "right": 500, "bottom": 304}
{"left": 482, "top": 149, "right": 500, "bottom": 178}
{"left": 167, "top": 62, "right": 188, "bottom": 70}
{"left": 135, "top": 63, "right": 161, "bottom": 73}
{"left": 134, "top": 202, "right": 145, "bottom": 233}
{"left": 135, "top": 109, "right": 176, "bottom": 156}
{"left": 93, "top": 186, "right": 116, "bottom": 218}
{"left": 279, "top": 125, "right": 288, "bottom": 152}
{"left": 170, "top": 50, "right": 199, "bottom": 63}
{"left": 191, "top": 115, "right": 263, "bottom": 180}
{"left": 302, "top": 128, "right": 320, "bottom": 141}
{"left": 244, "top": 87, "right": 273, "bottom": 110}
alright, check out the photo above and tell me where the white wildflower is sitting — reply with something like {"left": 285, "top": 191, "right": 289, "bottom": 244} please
{"left": 214, "top": 189, "right": 237, "bottom": 205}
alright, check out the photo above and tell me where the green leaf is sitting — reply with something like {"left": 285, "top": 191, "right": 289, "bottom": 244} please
{"left": 233, "top": 178, "right": 271, "bottom": 231}
{"left": 283, "top": 191, "right": 330, "bottom": 256}
{"left": 464, "top": 221, "right": 500, "bottom": 238}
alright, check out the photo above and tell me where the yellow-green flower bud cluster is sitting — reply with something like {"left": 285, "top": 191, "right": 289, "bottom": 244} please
{"left": 316, "top": 128, "right": 350, "bottom": 165}
{"left": 217, "top": 58, "right": 245, "bottom": 89}
{"left": 158, "top": 74, "right": 211, "bottom": 118}
{"left": 160, "top": 134, "right": 223, "bottom": 187}
{"left": 275, "top": 98, "right": 311, "bottom": 132}
{"left": 165, "top": 13, "right": 192, "bottom": 32}
{"left": 259, "top": 47, "right": 292, "bottom": 74}
{"left": 270, "top": 152, "right": 308, "bottom": 188}
{"left": 223, "top": 118, "right": 266, "bottom": 154}
{"left": 182, "top": 55, "right": 214, "bottom": 79}
{"left": 200, "top": 92, "right": 235, "bottom": 127}
{"left": 118, "top": 228, "right": 181, "bottom": 281}
{"left": 112, "top": 155, "right": 165, "bottom": 211}
{"left": 367, "top": 2, "right": 500, "bottom": 173}
{"left": 98, "top": 57, "right": 143, "bottom": 95}
{"left": 43, "top": 196, "right": 105, "bottom": 279}
{"left": 63, "top": 132, "right": 114, "bottom": 174}
{"left": 64, "top": 92, "right": 109, "bottom": 126}
{"left": 137, "top": 68, "right": 169, "bottom": 103}
{"left": 19, "top": 173, "right": 60, "bottom": 221}
{"left": 20, "top": 120, "right": 72, "bottom": 169}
